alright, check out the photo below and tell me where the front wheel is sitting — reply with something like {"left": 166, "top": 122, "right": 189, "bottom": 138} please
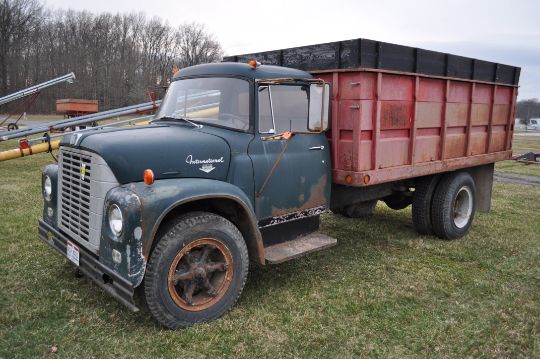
{"left": 144, "top": 212, "right": 249, "bottom": 329}
{"left": 431, "top": 172, "right": 476, "bottom": 240}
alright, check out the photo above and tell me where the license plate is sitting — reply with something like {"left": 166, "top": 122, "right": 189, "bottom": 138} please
{"left": 66, "top": 241, "right": 80, "bottom": 266}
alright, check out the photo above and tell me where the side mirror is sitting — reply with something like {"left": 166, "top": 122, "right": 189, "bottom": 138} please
{"left": 308, "top": 83, "right": 330, "bottom": 132}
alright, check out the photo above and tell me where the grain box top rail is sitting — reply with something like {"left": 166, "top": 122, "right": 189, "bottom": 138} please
{"left": 223, "top": 38, "right": 520, "bottom": 86}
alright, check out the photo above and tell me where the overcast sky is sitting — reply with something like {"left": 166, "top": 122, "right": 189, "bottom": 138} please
{"left": 45, "top": 0, "right": 540, "bottom": 100}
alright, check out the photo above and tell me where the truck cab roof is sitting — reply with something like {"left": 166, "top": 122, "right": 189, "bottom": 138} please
{"left": 173, "top": 62, "right": 313, "bottom": 81}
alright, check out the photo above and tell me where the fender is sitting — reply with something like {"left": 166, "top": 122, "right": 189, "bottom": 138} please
{"left": 125, "top": 178, "right": 265, "bottom": 265}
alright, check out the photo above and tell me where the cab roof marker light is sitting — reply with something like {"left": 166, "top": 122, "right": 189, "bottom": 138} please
{"left": 247, "top": 59, "right": 260, "bottom": 68}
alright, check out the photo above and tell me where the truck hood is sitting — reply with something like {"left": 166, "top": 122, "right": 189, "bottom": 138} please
{"left": 61, "top": 123, "right": 231, "bottom": 184}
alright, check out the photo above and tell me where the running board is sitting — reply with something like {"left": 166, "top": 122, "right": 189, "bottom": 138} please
{"left": 264, "top": 232, "right": 337, "bottom": 264}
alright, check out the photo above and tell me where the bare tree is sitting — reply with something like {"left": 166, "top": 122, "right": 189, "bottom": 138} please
{"left": 516, "top": 98, "right": 540, "bottom": 124}
{"left": 0, "top": 3, "right": 225, "bottom": 113}
{"left": 0, "top": 0, "right": 43, "bottom": 93}
{"left": 176, "top": 22, "right": 223, "bottom": 68}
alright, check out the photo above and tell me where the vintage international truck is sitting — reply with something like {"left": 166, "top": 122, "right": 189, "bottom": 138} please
{"left": 38, "top": 38, "right": 520, "bottom": 329}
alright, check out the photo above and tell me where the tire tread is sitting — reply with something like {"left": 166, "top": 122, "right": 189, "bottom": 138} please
{"left": 144, "top": 212, "right": 248, "bottom": 329}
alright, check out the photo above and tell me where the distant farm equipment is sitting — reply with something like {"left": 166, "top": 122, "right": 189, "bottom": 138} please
{"left": 0, "top": 73, "right": 76, "bottom": 131}
{"left": 56, "top": 99, "right": 98, "bottom": 118}
{"left": 512, "top": 152, "right": 540, "bottom": 165}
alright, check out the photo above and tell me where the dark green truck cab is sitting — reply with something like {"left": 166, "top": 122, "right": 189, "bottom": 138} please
{"left": 39, "top": 62, "right": 335, "bottom": 328}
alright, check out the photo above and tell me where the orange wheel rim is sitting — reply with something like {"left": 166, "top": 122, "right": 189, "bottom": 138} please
{"left": 167, "top": 238, "right": 234, "bottom": 311}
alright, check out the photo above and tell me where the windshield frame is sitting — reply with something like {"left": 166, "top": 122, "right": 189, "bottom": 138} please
{"left": 154, "top": 75, "right": 254, "bottom": 133}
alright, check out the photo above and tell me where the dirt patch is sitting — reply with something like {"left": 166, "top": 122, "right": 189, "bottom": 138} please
{"left": 494, "top": 171, "right": 540, "bottom": 187}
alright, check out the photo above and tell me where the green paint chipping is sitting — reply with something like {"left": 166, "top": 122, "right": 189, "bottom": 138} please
{"left": 0, "top": 135, "right": 539, "bottom": 358}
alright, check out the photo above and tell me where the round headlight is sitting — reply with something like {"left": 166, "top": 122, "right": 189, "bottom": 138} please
{"left": 108, "top": 204, "right": 123, "bottom": 236}
{"left": 44, "top": 175, "right": 52, "bottom": 201}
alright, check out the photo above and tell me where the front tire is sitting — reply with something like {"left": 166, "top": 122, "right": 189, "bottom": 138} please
{"left": 144, "top": 212, "right": 249, "bottom": 329}
{"left": 431, "top": 172, "right": 476, "bottom": 240}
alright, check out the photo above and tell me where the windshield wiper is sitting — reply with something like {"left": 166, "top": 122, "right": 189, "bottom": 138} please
{"left": 154, "top": 116, "right": 203, "bottom": 128}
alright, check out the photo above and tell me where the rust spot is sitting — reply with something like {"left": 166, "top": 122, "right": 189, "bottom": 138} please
{"left": 271, "top": 174, "right": 327, "bottom": 217}
{"left": 381, "top": 103, "right": 410, "bottom": 129}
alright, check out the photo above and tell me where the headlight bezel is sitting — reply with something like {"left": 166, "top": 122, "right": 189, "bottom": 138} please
{"left": 43, "top": 175, "right": 52, "bottom": 201}
{"left": 108, "top": 204, "right": 124, "bottom": 237}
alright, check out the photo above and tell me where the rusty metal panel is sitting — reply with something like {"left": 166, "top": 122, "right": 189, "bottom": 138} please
{"left": 446, "top": 103, "right": 469, "bottom": 127}
{"left": 445, "top": 133, "right": 467, "bottom": 159}
{"left": 416, "top": 102, "right": 443, "bottom": 128}
{"left": 418, "top": 78, "right": 445, "bottom": 101}
{"left": 473, "top": 84, "right": 493, "bottom": 104}
{"left": 380, "top": 101, "right": 413, "bottom": 130}
{"left": 495, "top": 86, "right": 512, "bottom": 104}
{"left": 448, "top": 81, "right": 471, "bottom": 103}
{"left": 311, "top": 68, "right": 516, "bottom": 187}
{"left": 489, "top": 127, "right": 507, "bottom": 152}
{"left": 380, "top": 74, "right": 414, "bottom": 101}
{"left": 414, "top": 136, "right": 440, "bottom": 163}
{"left": 339, "top": 72, "right": 376, "bottom": 100}
{"left": 470, "top": 131, "right": 488, "bottom": 155}
{"left": 492, "top": 104, "right": 510, "bottom": 125}
{"left": 379, "top": 138, "right": 409, "bottom": 168}
{"left": 471, "top": 104, "right": 490, "bottom": 125}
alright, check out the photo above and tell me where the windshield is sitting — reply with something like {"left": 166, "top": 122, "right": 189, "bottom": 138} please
{"left": 156, "top": 77, "right": 250, "bottom": 131}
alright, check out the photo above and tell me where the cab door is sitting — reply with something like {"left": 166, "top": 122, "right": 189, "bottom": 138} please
{"left": 248, "top": 83, "right": 331, "bottom": 225}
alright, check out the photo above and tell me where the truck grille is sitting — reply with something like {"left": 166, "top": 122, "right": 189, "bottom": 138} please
{"left": 58, "top": 147, "right": 119, "bottom": 253}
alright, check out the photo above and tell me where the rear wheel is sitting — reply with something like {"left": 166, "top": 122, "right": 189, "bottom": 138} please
{"left": 144, "top": 212, "right": 249, "bottom": 329}
{"left": 332, "top": 200, "right": 377, "bottom": 218}
{"left": 412, "top": 175, "right": 440, "bottom": 235}
{"left": 431, "top": 172, "right": 476, "bottom": 240}
{"left": 7, "top": 123, "right": 18, "bottom": 131}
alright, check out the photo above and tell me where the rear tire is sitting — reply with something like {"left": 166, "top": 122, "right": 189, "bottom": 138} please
{"left": 412, "top": 175, "right": 440, "bottom": 235}
{"left": 7, "top": 123, "right": 18, "bottom": 131}
{"left": 332, "top": 200, "right": 377, "bottom": 218}
{"left": 431, "top": 172, "right": 476, "bottom": 240}
{"left": 144, "top": 212, "right": 249, "bottom": 329}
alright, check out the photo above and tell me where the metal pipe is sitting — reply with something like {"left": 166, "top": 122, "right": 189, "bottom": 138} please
{"left": 0, "top": 73, "right": 76, "bottom": 107}
{"left": 26, "top": 115, "right": 154, "bottom": 144}
{"left": 0, "top": 115, "right": 153, "bottom": 162}
{"left": 0, "top": 100, "right": 161, "bottom": 141}
{"left": 0, "top": 139, "right": 62, "bottom": 162}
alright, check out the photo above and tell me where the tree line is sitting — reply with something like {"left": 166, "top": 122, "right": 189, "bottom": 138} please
{"left": 0, "top": 0, "right": 223, "bottom": 114}
{"left": 516, "top": 99, "right": 540, "bottom": 124}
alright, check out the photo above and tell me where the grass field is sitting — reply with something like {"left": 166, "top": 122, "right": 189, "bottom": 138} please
{"left": 0, "top": 134, "right": 539, "bottom": 358}
{"left": 495, "top": 133, "right": 540, "bottom": 177}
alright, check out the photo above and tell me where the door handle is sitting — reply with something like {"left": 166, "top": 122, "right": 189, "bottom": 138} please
{"left": 309, "top": 145, "right": 325, "bottom": 150}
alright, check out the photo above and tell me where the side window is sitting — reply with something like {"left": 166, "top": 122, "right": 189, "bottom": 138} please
{"left": 258, "top": 84, "right": 309, "bottom": 134}
{"left": 258, "top": 86, "right": 273, "bottom": 133}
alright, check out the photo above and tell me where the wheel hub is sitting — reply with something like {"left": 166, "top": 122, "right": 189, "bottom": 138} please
{"left": 167, "top": 238, "right": 233, "bottom": 311}
{"left": 453, "top": 186, "right": 473, "bottom": 229}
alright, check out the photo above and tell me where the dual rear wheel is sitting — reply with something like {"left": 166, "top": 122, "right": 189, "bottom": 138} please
{"left": 413, "top": 171, "right": 476, "bottom": 239}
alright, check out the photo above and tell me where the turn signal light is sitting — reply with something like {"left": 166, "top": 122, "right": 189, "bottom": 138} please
{"left": 363, "top": 174, "right": 370, "bottom": 184}
{"left": 247, "top": 59, "right": 260, "bottom": 68}
{"left": 345, "top": 175, "right": 353, "bottom": 184}
{"left": 143, "top": 169, "right": 155, "bottom": 185}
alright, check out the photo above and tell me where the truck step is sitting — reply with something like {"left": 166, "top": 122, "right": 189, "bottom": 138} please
{"left": 264, "top": 232, "right": 337, "bottom": 264}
